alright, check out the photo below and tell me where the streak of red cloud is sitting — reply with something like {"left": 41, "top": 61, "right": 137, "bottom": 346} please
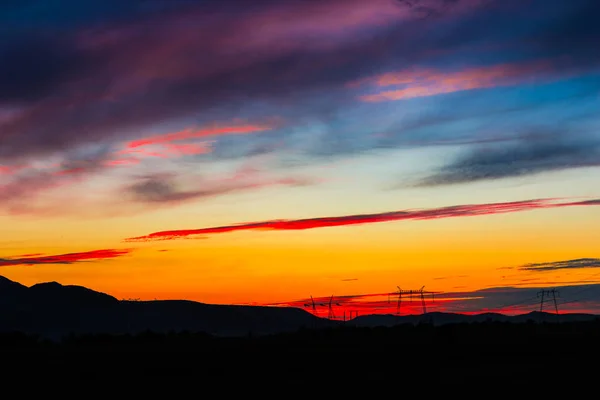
{"left": 105, "top": 157, "right": 141, "bottom": 167}
{"left": 126, "top": 124, "right": 272, "bottom": 149}
{"left": 0, "top": 165, "right": 28, "bottom": 175}
{"left": 123, "top": 197, "right": 599, "bottom": 242}
{"left": 356, "top": 59, "right": 578, "bottom": 102}
{"left": 110, "top": 141, "right": 213, "bottom": 166}
{"left": 163, "top": 143, "right": 211, "bottom": 156}
{"left": 102, "top": 136, "right": 214, "bottom": 168}
{"left": 0, "top": 248, "right": 134, "bottom": 267}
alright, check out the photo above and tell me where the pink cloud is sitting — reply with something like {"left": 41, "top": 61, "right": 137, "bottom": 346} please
{"left": 71, "top": 0, "right": 490, "bottom": 105}
{"left": 163, "top": 143, "right": 211, "bottom": 156}
{"left": 125, "top": 124, "right": 273, "bottom": 149}
{"left": 104, "top": 157, "right": 141, "bottom": 167}
{"left": 98, "top": 123, "right": 274, "bottom": 166}
{"left": 356, "top": 58, "right": 577, "bottom": 102}
{"left": 0, "top": 165, "right": 29, "bottom": 175}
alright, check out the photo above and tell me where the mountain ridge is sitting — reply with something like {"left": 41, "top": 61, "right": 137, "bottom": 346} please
{"left": 1, "top": 275, "right": 598, "bottom": 339}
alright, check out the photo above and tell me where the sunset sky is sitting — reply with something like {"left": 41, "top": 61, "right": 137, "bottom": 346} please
{"left": 1, "top": 0, "right": 600, "bottom": 317}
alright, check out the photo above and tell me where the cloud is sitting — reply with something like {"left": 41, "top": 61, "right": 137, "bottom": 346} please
{"left": 417, "top": 131, "right": 600, "bottom": 186}
{"left": 125, "top": 173, "right": 239, "bottom": 204}
{"left": 2, "top": 0, "right": 600, "bottom": 217}
{"left": 0, "top": 0, "right": 463, "bottom": 162}
{"left": 520, "top": 258, "right": 600, "bottom": 272}
{"left": 1, "top": 150, "right": 109, "bottom": 201}
{"left": 5, "top": 0, "right": 591, "bottom": 164}
{"left": 125, "top": 124, "right": 274, "bottom": 149}
{"left": 0, "top": 145, "right": 135, "bottom": 215}
{"left": 124, "top": 197, "right": 600, "bottom": 242}
{"left": 108, "top": 123, "right": 275, "bottom": 165}
{"left": 0, "top": 248, "right": 133, "bottom": 267}
{"left": 355, "top": 59, "right": 576, "bottom": 102}
{"left": 433, "top": 275, "right": 468, "bottom": 280}
{"left": 124, "top": 163, "right": 317, "bottom": 206}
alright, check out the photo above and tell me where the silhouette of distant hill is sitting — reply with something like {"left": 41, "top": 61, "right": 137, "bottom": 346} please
{"left": 351, "top": 310, "right": 598, "bottom": 327}
{"left": 1, "top": 276, "right": 598, "bottom": 339}
{"left": 0, "top": 276, "right": 333, "bottom": 339}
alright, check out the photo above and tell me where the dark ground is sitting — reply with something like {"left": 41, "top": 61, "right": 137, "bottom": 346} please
{"left": 2, "top": 321, "right": 598, "bottom": 392}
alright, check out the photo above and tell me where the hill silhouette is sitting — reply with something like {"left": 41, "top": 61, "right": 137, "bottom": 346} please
{"left": 2, "top": 275, "right": 600, "bottom": 389}
{"left": 1, "top": 275, "right": 599, "bottom": 340}
{"left": 0, "top": 276, "right": 333, "bottom": 338}
{"left": 352, "top": 310, "right": 599, "bottom": 327}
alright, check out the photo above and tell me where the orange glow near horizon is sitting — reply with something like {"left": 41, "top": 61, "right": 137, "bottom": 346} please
{"left": 2, "top": 197, "right": 600, "bottom": 315}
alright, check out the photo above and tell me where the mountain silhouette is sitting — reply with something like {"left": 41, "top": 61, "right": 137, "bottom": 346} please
{"left": 1, "top": 275, "right": 598, "bottom": 339}
{"left": 28, "top": 281, "right": 119, "bottom": 306}
{"left": 351, "top": 310, "right": 598, "bottom": 327}
{"left": 0, "top": 275, "right": 333, "bottom": 339}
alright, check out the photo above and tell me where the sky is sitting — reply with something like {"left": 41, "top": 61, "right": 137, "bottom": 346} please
{"left": 1, "top": 0, "right": 600, "bottom": 318}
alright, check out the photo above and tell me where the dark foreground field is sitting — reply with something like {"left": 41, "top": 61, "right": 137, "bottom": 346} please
{"left": 2, "top": 320, "right": 599, "bottom": 391}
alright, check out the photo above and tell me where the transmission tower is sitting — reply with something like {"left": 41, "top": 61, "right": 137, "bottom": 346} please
{"left": 304, "top": 295, "right": 324, "bottom": 316}
{"left": 537, "top": 289, "right": 560, "bottom": 314}
{"left": 419, "top": 286, "right": 427, "bottom": 314}
{"left": 391, "top": 285, "right": 437, "bottom": 315}
{"left": 327, "top": 294, "right": 341, "bottom": 320}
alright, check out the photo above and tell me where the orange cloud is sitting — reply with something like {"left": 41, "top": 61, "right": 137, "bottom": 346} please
{"left": 357, "top": 59, "right": 569, "bottom": 102}
{"left": 0, "top": 249, "right": 134, "bottom": 267}
{"left": 124, "top": 197, "right": 600, "bottom": 242}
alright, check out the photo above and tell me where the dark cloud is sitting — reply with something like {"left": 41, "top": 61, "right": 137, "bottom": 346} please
{"left": 127, "top": 174, "right": 185, "bottom": 203}
{"left": 418, "top": 131, "right": 600, "bottom": 186}
{"left": 125, "top": 173, "right": 235, "bottom": 204}
{"left": 0, "top": 34, "right": 97, "bottom": 105}
{"left": 124, "top": 169, "right": 316, "bottom": 205}
{"left": 2, "top": 0, "right": 599, "bottom": 166}
{"left": 520, "top": 258, "right": 600, "bottom": 272}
